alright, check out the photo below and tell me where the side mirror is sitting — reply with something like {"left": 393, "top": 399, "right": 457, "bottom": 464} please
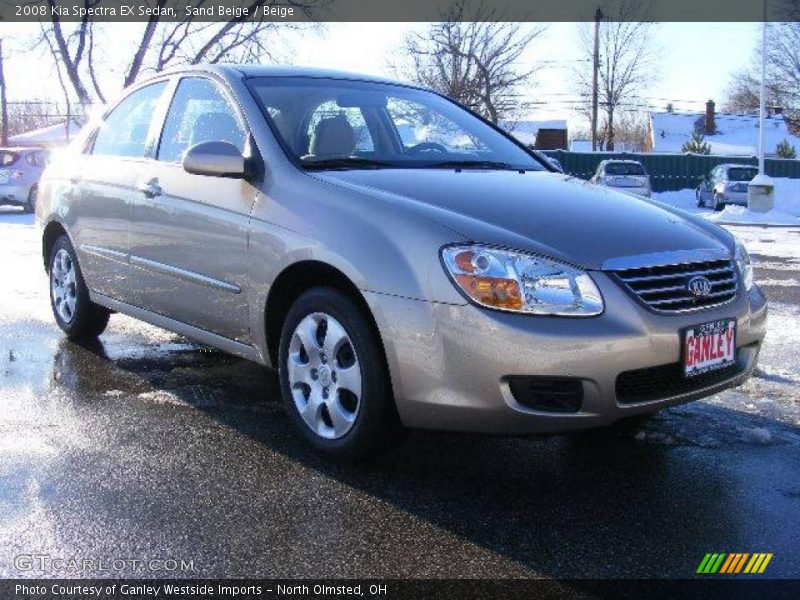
{"left": 183, "top": 141, "right": 245, "bottom": 178}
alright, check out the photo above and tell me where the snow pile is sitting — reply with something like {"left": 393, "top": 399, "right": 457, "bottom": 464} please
{"left": 707, "top": 205, "right": 799, "bottom": 226}
{"left": 654, "top": 177, "right": 800, "bottom": 226}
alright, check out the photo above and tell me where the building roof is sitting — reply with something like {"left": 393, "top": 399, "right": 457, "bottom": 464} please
{"left": 649, "top": 111, "right": 800, "bottom": 156}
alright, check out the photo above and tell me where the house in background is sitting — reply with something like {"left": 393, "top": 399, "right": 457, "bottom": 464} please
{"left": 500, "top": 119, "right": 568, "bottom": 150}
{"left": 646, "top": 100, "right": 800, "bottom": 156}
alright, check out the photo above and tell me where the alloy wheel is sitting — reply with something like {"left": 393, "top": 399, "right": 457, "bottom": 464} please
{"left": 287, "top": 312, "right": 362, "bottom": 439}
{"left": 51, "top": 248, "right": 77, "bottom": 323}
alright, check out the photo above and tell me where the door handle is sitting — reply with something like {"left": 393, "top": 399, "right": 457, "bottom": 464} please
{"left": 137, "top": 178, "right": 162, "bottom": 198}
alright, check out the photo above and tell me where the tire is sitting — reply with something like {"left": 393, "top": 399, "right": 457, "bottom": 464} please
{"left": 712, "top": 194, "right": 725, "bottom": 212}
{"left": 49, "top": 234, "right": 110, "bottom": 339}
{"left": 24, "top": 186, "right": 38, "bottom": 214}
{"left": 278, "top": 287, "right": 401, "bottom": 459}
{"left": 695, "top": 189, "right": 704, "bottom": 207}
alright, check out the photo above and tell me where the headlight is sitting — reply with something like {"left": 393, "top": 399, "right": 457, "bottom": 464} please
{"left": 441, "top": 245, "right": 603, "bottom": 316}
{"left": 735, "top": 241, "right": 754, "bottom": 291}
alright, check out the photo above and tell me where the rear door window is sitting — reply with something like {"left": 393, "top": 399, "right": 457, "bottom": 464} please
{"left": 92, "top": 82, "right": 168, "bottom": 158}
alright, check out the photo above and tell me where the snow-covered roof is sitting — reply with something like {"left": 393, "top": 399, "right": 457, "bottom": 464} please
{"left": 8, "top": 119, "right": 85, "bottom": 148}
{"left": 499, "top": 119, "right": 567, "bottom": 146}
{"left": 569, "top": 139, "right": 594, "bottom": 152}
{"left": 649, "top": 111, "right": 800, "bottom": 156}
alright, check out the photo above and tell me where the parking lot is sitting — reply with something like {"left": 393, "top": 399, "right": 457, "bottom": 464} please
{"left": 1, "top": 209, "right": 799, "bottom": 579}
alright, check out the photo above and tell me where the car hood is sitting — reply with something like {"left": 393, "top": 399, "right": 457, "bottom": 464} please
{"left": 313, "top": 169, "right": 732, "bottom": 271}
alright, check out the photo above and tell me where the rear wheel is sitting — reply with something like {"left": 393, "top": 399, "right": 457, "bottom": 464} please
{"left": 712, "top": 193, "right": 725, "bottom": 212}
{"left": 49, "top": 235, "right": 110, "bottom": 339}
{"left": 278, "top": 287, "right": 400, "bottom": 459}
{"left": 23, "top": 186, "right": 38, "bottom": 214}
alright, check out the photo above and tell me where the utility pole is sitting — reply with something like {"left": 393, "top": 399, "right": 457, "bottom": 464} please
{"left": 591, "top": 7, "right": 602, "bottom": 152}
{"left": 0, "top": 39, "right": 8, "bottom": 146}
{"left": 748, "top": 0, "right": 774, "bottom": 213}
{"left": 757, "top": 18, "right": 766, "bottom": 175}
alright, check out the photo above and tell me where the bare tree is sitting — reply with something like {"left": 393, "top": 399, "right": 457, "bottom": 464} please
{"left": 36, "top": 0, "right": 322, "bottom": 106}
{"left": 724, "top": 23, "right": 800, "bottom": 130}
{"left": 573, "top": 0, "right": 658, "bottom": 150}
{"left": 397, "top": 1, "right": 546, "bottom": 123}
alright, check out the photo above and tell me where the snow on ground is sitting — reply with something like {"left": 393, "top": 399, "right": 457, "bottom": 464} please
{"left": 654, "top": 177, "right": 800, "bottom": 226}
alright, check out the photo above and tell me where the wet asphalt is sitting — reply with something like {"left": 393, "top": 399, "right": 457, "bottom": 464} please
{"left": 1, "top": 212, "right": 799, "bottom": 579}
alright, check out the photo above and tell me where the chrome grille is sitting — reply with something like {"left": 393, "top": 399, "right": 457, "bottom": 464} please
{"left": 613, "top": 259, "right": 738, "bottom": 313}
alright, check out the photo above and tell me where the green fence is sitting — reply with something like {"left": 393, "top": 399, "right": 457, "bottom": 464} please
{"left": 540, "top": 150, "right": 800, "bottom": 193}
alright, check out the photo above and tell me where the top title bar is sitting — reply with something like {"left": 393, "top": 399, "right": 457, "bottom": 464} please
{"left": 1, "top": 0, "right": 797, "bottom": 23}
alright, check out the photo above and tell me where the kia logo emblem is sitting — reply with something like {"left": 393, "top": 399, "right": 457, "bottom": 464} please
{"left": 687, "top": 276, "right": 713, "bottom": 298}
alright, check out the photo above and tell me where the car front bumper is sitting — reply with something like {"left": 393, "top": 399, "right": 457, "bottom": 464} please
{"left": 365, "top": 272, "right": 767, "bottom": 434}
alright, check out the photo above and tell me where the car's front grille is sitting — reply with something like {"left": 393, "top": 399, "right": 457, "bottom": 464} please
{"left": 616, "top": 357, "right": 743, "bottom": 404}
{"left": 612, "top": 259, "right": 738, "bottom": 313}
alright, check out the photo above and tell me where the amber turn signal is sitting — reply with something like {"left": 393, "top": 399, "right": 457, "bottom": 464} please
{"left": 455, "top": 274, "right": 523, "bottom": 310}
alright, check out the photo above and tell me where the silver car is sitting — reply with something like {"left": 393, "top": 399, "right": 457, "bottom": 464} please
{"left": 590, "top": 159, "right": 652, "bottom": 197}
{"left": 1, "top": 147, "right": 49, "bottom": 213}
{"left": 37, "top": 66, "right": 767, "bottom": 458}
{"left": 696, "top": 164, "right": 758, "bottom": 211}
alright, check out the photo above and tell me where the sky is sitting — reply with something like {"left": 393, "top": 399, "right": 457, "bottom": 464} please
{"left": 0, "top": 21, "right": 760, "bottom": 133}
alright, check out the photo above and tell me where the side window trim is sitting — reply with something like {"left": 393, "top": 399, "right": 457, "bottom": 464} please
{"left": 144, "top": 76, "right": 180, "bottom": 160}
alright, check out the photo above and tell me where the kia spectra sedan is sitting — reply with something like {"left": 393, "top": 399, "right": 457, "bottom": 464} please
{"left": 37, "top": 66, "right": 767, "bottom": 458}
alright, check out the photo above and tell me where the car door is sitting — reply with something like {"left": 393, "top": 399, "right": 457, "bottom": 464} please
{"left": 70, "top": 81, "right": 168, "bottom": 302}
{"left": 128, "top": 76, "right": 253, "bottom": 342}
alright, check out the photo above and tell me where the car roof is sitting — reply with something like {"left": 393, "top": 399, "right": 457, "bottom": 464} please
{"left": 153, "top": 64, "right": 420, "bottom": 89}
{"left": 601, "top": 159, "right": 644, "bottom": 165}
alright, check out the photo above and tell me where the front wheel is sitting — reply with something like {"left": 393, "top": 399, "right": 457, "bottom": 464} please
{"left": 49, "top": 235, "right": 110, "bottom": 339}
{"left": 712, "top": 194, "right": 725, "bottom": 212}
{"left": 278, "top": 287, "right": 401, "bottom": 459}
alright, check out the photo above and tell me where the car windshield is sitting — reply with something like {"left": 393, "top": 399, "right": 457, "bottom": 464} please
{"left": 728, "top": 167, "right": 758, "bottom": 182}
{"left": 247, "top": 77, "right": 546, "bottom": 171}
{"left": 605, "top": 162, "right": 646, "bottom": 176}
{"left": 0, "top": 151, "right": 19, "bottom": 166}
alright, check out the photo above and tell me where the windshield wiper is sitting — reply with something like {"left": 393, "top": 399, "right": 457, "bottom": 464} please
{"left": 421, "top": 160, "right": 524, "bottom": 171}
{"left": 302, "top": 157, "right": 398, "bottom": 170}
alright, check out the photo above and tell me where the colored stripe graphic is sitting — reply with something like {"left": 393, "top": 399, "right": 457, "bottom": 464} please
{"left": 698, "top": 553, "right": 727, "bottom": 574}
{"left": 700, "top": 553, "right": 774, "bottom": 575}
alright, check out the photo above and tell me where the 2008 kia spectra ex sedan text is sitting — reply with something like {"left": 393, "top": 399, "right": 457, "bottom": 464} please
{"left": 37, "top": 66, "right": 767, "bottom": 458}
